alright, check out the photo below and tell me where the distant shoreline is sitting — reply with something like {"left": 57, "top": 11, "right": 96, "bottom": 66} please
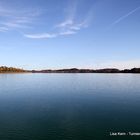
{"left": 31, "top": 68, "right": 140, "bottom": 73}
{"left": 1, "top": 66, "right": 140, "bottom": 73}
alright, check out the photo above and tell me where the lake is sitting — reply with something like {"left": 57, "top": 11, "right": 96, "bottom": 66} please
{"left": 0, "top": 73, "right": 140, "bottom": 140}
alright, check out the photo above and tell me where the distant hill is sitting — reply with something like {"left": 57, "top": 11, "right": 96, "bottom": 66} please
{"left": 31, "top": 68, "right": 140, "bottom": 73}
{"left": 1, "top": 66, "right": 140, "bottom": 73}
{"left": 0, "top": 66, "right": 26, "bottom": 73}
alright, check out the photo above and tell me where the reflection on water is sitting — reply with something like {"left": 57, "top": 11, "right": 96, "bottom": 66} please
{"left": 0, "top": 73, "right": 140, "bottom": 140}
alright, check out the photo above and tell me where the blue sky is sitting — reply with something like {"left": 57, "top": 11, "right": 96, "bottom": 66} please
{"left": 0, "top": 0, "right": 140, "bottom": 70}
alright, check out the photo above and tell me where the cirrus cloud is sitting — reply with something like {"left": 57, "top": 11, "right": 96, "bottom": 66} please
{"left": 24, "top": 33, "right": 57, "bottom": 39}
{"left": 24, "top": 0, "right": 93, "bottom": 39}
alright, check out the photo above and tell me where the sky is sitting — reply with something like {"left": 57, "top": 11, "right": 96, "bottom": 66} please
{"left": 0, "top": 0, "right": 140, "bottom": 70}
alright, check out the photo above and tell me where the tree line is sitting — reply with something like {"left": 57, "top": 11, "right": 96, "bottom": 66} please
{"left": 0, "top": 66, "right": 26, "bottom": 73}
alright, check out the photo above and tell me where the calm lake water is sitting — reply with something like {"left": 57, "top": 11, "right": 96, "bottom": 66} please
{"left": 0, "top": 73, "right": 140, "bottom": 140}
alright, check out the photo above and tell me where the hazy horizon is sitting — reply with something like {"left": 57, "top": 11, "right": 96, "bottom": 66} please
{"left": 0, "top": 0, "right": 140, "bottom": 70}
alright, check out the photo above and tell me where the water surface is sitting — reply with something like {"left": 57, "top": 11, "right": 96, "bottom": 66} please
{"left": 0, "top": 73, "right": 140, "bottom": 140}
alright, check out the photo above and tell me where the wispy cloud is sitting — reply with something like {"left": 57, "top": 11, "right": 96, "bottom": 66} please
{"left": 55, "top": 1, "right": 91, "bottom": 37}
{"left": 59, "top": 30, "right": 76, "bottom": 35}
{"left": 56, "top": 19, "right": 73, "bottom": 28}
{"left": 0, "top": 27, "right": 9, "bottom": 32}
{"left": 24, "top": 30, "right": 77, "bottom": 39}
{"left": 24, "top": 33, "right": 57, "bottom": 39}
{"left": 24, "top": 1, "right": 93, "bottom": 39}
{"left": 24, "top": 20, "right": 87, "bottom": 39}
{"left": 0, "top": 1, "right": 94, "bottom": 39}
{"left": 112, "top": 6, "right": 140, "bottom": 26}
{"left": 0, "top": 3, "right": 42, "bottom": 32}
{"left": 56, "top": 19, "right": 88, "bottom": 31}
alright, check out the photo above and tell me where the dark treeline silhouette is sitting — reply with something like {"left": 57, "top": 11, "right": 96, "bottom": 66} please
{"left": 31, "top": 68, "right": 140, "bottom": 73}
{"left": 121, "top": 68, "right": 140, "bottom": 73}
{"left": 0, "top": 66, "right": 26, "bottom": 73}
{"left": 0, "top": 66, "right": 140, "bottom": 73}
